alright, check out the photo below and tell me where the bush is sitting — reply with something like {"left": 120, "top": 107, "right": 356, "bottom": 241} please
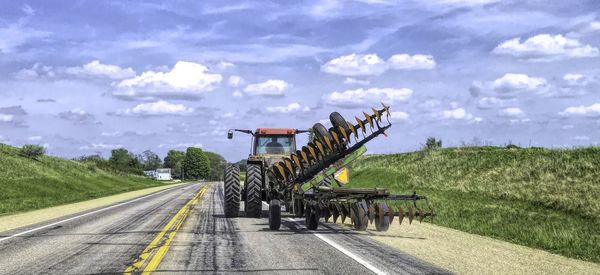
{"left": 20, "top": 144, "right": 46, "bottom": 159}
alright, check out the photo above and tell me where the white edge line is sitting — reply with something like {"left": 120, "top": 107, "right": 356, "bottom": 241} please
{"left": 261, "top": 201, "right": 386, "bottom": 275}
{"left": 0, "top": 183, "right": 197, "bottom": 243}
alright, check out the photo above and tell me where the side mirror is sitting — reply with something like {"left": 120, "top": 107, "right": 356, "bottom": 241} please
{"left": 227, "top": 129, "right": 233, "bottom": 139}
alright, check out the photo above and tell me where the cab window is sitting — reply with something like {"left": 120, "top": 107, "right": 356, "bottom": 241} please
{"left": 255, "top": 135, "right": 294, "bottom": 154}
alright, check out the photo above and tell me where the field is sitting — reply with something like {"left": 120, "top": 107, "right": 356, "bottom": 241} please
{"left": 0, "top": 144, "right": 163, "bottom": 216}
{"left": 348, "top": 146, "right": 600, "bottom": 262}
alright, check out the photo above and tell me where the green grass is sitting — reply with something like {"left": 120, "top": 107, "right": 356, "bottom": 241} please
{"left": 0, "top": 144, "right": 164, "bottom": 216}
{"left": 348, "top": 146, "right": 600, "bottom": 262}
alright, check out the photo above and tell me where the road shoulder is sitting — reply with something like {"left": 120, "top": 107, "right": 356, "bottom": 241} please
{"left": 346, "top": 221, "right": 600, "bottom": 274}
{"left": 0, "top": 182, "right": 188, "bottom": 233}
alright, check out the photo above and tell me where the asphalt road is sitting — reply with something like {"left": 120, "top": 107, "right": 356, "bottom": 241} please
{"left": 0, "top": 182, "right": 449, "bottom": 274}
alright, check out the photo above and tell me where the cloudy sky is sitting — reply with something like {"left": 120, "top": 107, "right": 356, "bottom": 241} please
{"left": 1, "top": 0, "right": 599, "bottom": 161}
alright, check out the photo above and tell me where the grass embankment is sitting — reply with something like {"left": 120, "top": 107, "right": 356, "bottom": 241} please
{"left": 0, "top": 144, "right": 163, "bottom": 216}
{"left": 348, "top": 146, "right": 600, "bottom": 262}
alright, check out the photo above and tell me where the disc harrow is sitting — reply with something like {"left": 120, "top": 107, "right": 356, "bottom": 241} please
{"left": 265, "top": 103, "right": 434, "bottom": 231}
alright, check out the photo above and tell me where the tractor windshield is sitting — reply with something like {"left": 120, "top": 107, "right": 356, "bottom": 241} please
{"left": 255, "top": 135, "right": 294, "bottom": 155}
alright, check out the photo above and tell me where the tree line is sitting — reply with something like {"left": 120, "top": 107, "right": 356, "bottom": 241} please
{"left": 76, "top": 147, "right": 226, "bottom": 181}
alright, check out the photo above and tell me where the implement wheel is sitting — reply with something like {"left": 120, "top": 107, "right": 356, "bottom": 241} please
{"left": 353, "top": 201, "right": 369, "bottom": 231}
{"left": 269, "top": 199, "right": 281, "bottom": 230}
{"left": 305, "top": 201, "right": 320, "bottom": 230}
{"left": 223, "top": 165, "right": 240, "bottom": 217}
{"left": 374, "top": 202, "right": 390, "bottom": 232}
{"left": 245, "top": 164, "right": 263, "bottom": 218}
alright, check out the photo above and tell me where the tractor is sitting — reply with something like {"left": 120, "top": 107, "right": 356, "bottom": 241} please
{"left": 223, "top": 128, "right": 308, "bottom": 220}
{"left": 224, "top": 106, "right": 434, "bottom": 231}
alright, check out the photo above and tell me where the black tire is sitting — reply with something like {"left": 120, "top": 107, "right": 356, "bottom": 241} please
{"left": 329, "top": 112, "right": 350, "bottom": 135}
{"left": 374, "top": 202, "right": 391, "bottom": 232}
{"left": 353, "top": 201, "right": 369, "bottom": 231}
{"left": 269, "top": 199, "right": 281, "bottom": 230}
{"left": 294, "top": 198, "right": 304, "bottom": 217}
{"left": 245, "top": 164, "right": 263, "bottom": 218}
{"left": 312, "top": 123, "right": 333, "bottom": 150}
{"left": 305, "top": 201, "right": 320, "bottom": 230}
{"left": 223, "top": 165, "right": 240, "bottom": 217}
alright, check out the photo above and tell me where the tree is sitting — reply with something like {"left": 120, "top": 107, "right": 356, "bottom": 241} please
{"left": 204, "top": 151, "right": 226, "bottom": 181}
{"left": 140, "top": 150, "right": 162, "bottom": 170}
{"left": 164, "top": 150, "right": 185, "bottom": 178}
{"left": 183, "top": 147, "right": 210, "bottom": 179}
{"left": 108, "top": 148, "right": 143, "bottom": 175}
{"left": 425, "top": 137, "right": 442, "bottom": 150}
{"left": 20, "top": 144, "right": 46, "bottom": 160}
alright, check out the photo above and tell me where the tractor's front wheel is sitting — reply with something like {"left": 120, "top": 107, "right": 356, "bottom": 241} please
{"left": 305, "top": 201, "right": 320, "bottom": 230}
{"left": 268, "top": 199, "right": 281, "bottom": 230}
{"left": 245, "top": 164, "right": 263, "bottom": 218}
{"left": 223, "top": 165, "right": 240, "bottom": 217}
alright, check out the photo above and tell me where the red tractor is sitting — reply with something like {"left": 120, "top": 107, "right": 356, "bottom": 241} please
{"left": 223, "top": 128, "right": 308, "bottom": 218}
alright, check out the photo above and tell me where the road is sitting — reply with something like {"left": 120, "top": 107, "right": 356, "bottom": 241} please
{"left": 0, "top": 182, "right": 448, "bottom": 274}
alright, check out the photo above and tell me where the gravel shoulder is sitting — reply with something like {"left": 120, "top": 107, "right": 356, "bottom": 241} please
{"left": 334, "top": 220, "right": 600, "bottom": 274}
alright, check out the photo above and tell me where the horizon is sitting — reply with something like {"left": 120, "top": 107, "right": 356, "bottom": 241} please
{"left": 1, "top": 0, "right": 599, "bottom": 162}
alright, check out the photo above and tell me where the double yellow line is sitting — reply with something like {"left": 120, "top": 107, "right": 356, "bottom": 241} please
{"left": 124, "top": 185, "right": 208, "bottom": 274}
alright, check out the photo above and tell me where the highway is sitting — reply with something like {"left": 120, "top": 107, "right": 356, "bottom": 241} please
{"left": 0, "top": 182, "right": 448, "bottom": 274}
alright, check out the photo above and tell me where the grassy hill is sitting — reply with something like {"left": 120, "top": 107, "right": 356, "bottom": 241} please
{"left": 349, "top": 146, "right": 600, "bottom": 262}
{"left": 0, "top": 144, "right": 163, "bottom": 216}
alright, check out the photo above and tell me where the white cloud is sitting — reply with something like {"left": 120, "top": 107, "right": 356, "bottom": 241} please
{"left": 101, "top": 131, "right": 123, "bottom": 137}
{"left": 491, "top": 73, "right": 547, "bottom": 93}
{"left": 209, "top": 120, "right": 217, "bottom": 125}
{"left": 114, "top": 61, "right": 222, "bottom": 100}
{"left": 58, "top": 108, "right": 95, "bottom": 123}
{"left": 590, "top": 21, "right": 600, "bottom": 31}
{"left": 228, "top": 75, "right": 244, "bottom": 87}
{"left": 216, "top": 61, "right": 235, "bottom": 70}
{"left": 0, "top": 21, "right": 50, "bottom": 54}
{"left": 0, "top": 114, "right": 14, "bottom": 122}
{"left": 232, "top": 90, "right": 243, "bottom": 98}
{"left": 321, "top": 53, "right": 435, "bottom": 76}
{"left": 79, "top": 143, "right": 123, "bottom": 150}
{"left": 159, "top": 143, "right": 203, "bottom": 149}
{"left": 119, "top": 101, "right": 194, "bottom": 116}
{"left": 243, "top": 80, "right": 290, "bottom": 96}
{"left": 387, "top": 54, "right": 436, "bottom": 70}
{"left": 390, "top": 111, "right": 409, "bottom": 121}
{"left": 222, "top": 112, "right": 234, "bottom": 118}
{"left": 344, "top": 77, "right": 370, "bottom": 86}
{"left": 66, "top": 60, "right": 136, "bottom": 79}
{"left": 21, "top": 4, "right": 35, "bottom": 16}
{"left": 439, "top": 108, "right": 482, "bottom": 122}
{"left": 324, "top": 87, "right": 413, "bottom": 108}
{"left": 573, "top": 135, "right": 590, "bottom": 141}
{"left": 266, "top": 103, "right": 311, "bottom": 113}
{"left": 499, "top": 107, "right": 525, "bottom": 117}
{"left": 563, "top": 73, "right": 584, "bottom": 83}
{"left": 493, "top": 34, "right": 599, "bottom": 61}
{"left": 477, "top": 97, "right": 517, "bottom": 109}
{"left": 559, "top": 103, "right": 600, "bottom": 117}
{"left": 28, "top": 136, "right": 42, "bottom": 141}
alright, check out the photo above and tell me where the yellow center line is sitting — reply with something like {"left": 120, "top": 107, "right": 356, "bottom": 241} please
{"left": 123, "top": 185, "right": 208, "bottom": 275}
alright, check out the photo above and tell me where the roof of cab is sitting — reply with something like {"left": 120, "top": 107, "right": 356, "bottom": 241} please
{"left": 255, "top": 128, "right": 296, "bottom": 135}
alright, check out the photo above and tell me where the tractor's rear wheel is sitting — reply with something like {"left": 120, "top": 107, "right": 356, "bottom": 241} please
{"left": 245, "top": 164, "right": 263, "bottom": 218}
{"left": 268, "top": 199, "right": 281, "bottom": 230}
{"left": 353, "top": 201, "right": 369, "bottom": 231}
{"left": 223, "top": 165, "right": 240, "bottom": 217}
{"left": 305, "top": 201, "right": 320, "bottom": 230}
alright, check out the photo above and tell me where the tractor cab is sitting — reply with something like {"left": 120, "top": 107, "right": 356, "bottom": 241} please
{"left": 252, "top": 128, "right": 296, "bottom": 156}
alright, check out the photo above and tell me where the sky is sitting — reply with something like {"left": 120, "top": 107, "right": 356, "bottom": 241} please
{"left": 0, "top": 0, "right": 599, "bottom": 162}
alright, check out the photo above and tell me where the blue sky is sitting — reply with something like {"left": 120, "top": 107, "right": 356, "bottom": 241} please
{"left": 0, "top": 0, "right": 599, "bottom": 161}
